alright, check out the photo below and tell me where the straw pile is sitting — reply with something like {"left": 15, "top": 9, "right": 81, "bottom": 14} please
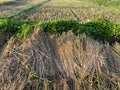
{"left": 0, "top": 27, "right": 120, "bottom": 90}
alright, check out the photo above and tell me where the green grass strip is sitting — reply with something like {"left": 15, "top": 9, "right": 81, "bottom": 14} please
{"left": 0, "top": 18, "right": 120, "bottom": 44}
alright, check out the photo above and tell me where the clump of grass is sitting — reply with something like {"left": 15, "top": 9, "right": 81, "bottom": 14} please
{"left": 0, "top": 18, "right": 37, "bottom": 40}
{"left": 79, "top": 18, "right": 113, "bottom": 43}
{"left": 42, "top": 19, "right": 79, "bottom": 35}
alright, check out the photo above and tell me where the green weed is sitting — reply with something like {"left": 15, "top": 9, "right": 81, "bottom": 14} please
{"left": 0, "top": 18, "right": 37, "bottom": 40}
{"left": 29, "top": 73, "right": 39, "bottom": 81}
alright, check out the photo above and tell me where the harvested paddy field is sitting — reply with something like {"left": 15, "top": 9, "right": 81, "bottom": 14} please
{"left": 9, "top": 0, "right": 120, "bottom": 22}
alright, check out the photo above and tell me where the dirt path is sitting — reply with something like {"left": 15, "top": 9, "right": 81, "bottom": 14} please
{"left": 0, "top": 0, "right": 48, "bottom": 17}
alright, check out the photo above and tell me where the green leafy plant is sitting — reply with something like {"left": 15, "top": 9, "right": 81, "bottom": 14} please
{"left": 82, "top": 18, "right": 113, "bottom": 42}
{"left": 0, "top": 18, "right": 120, "bottom": 44}
{"left": 76, "top": 73, "right": 82, "bottom": 80}
{"left": 112, "top": 24, "right": 120, "bottom": 43}
{"left": 42, "top": 19, "right": 79, "bottom": 35}
{"left": 0, "top": 18, "right": 37, "bottom": 40}
{"left": 29, "top": 73, "right": 39, "bottom": 81}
